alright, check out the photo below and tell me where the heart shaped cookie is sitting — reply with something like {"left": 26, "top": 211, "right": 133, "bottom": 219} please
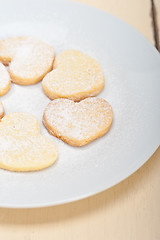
{"left": 0, "top": 62, "right": 11, "bottom": 96}
{"left": 42, "top": 50, "right": 104, "bottom": 101}
{"left": 0, "top": 36, "right": 26, "bottom": 65}
{"left": 0, "top": 36, "right": 55, "bottom": 85}
{"left": 43, "top": 97, "right": 113, "bottom": 146}
{"left": 0, "top": 112, "right": 58, "bottom": 171}
{"left": 0, "top": 102, "right": 4, "bottom": 119}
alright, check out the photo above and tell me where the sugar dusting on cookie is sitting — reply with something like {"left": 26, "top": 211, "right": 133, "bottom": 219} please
{"left": 0, "top": 62, "right": 11, "bottom": 96}
{"left": 10, "top": 37, "right": 54, "bottom": 78}
{"left": 42, "top": 50, "right": 104, "bottom": 101}
{"left": 0, "top": 36, "right": 27, "bottom": 64}
{"left": 0, "top": 112, "right": 58, "bottom": 172}
{"left": 0, "top": 102, "right": 4, "bottom": 119}
{"left": 43, "top": 97, "right": 113, "bottom": 146}
{"left": 0, "top": 36, "right": 55, "bottom": 85}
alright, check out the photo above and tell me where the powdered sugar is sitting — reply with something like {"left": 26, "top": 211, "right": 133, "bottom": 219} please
{"left": 0, "top": 112, "right": 58, "bottom": 171}
{"left": 0, "top": 36, "right": 27, "bottom": 64}
{"left": 0, "top": 36, "right": 55, "bottom": 85}
{"left": 10, "top": 37, "right": 54, "bottom": 79}
{"left": 42, "top": 50, "right": 104, "bottom": 101}
{"left": 0, "top": 62, "right": 11, "bottom": 96}
{"left": 0, "top": 101, "right": 4, "bottom": 119}
{"left": 44, "top": 97, "right": 113, "bottom": 146}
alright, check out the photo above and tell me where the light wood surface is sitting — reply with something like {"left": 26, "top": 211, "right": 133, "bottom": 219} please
{"left": 0, "top": 0, "right": 160, "bottom": 239}
{"left": 154, "top": 0, "right": 160, "bottom": 50}
{"left": 73, "top": 0, "right": 155, "bottom": 45}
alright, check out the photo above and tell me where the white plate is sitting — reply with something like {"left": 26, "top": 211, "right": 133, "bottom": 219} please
{"left": 0, "top": 0, "right": 159, "bottom": 208}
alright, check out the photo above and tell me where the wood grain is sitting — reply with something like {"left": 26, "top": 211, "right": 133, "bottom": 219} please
{"left": 0, "top": 0, "right": 160, "bottom": 239}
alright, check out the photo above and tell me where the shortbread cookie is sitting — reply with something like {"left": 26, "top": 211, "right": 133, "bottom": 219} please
{"left": 0, "top": 102, "right": 4, "bottom": 119}
{"left": 42, "top": 50, "right": 104, "bottom": 101}
{"left": 0, "top": 62, "right": 11, "bottom": 96}
{"left": 43, "top": 97, "right": 113, "bottom": 146}
{"left": 0, "top": 36, "right": 55, "bottom": 85}
{"left": 0, "top": 36, "right": 26, "bottom": 65}
{"left": 0, "top": 112, "right": 58, "bottom": 171}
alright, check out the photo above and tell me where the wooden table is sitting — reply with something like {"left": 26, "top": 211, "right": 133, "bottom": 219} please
{"left": 0, "top": 0, "right": 160, "bottom": 239}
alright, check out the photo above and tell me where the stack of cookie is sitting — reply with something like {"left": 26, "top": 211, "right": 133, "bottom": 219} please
{"left": 0, "top": 36, "right": 113, "bottom": 172}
